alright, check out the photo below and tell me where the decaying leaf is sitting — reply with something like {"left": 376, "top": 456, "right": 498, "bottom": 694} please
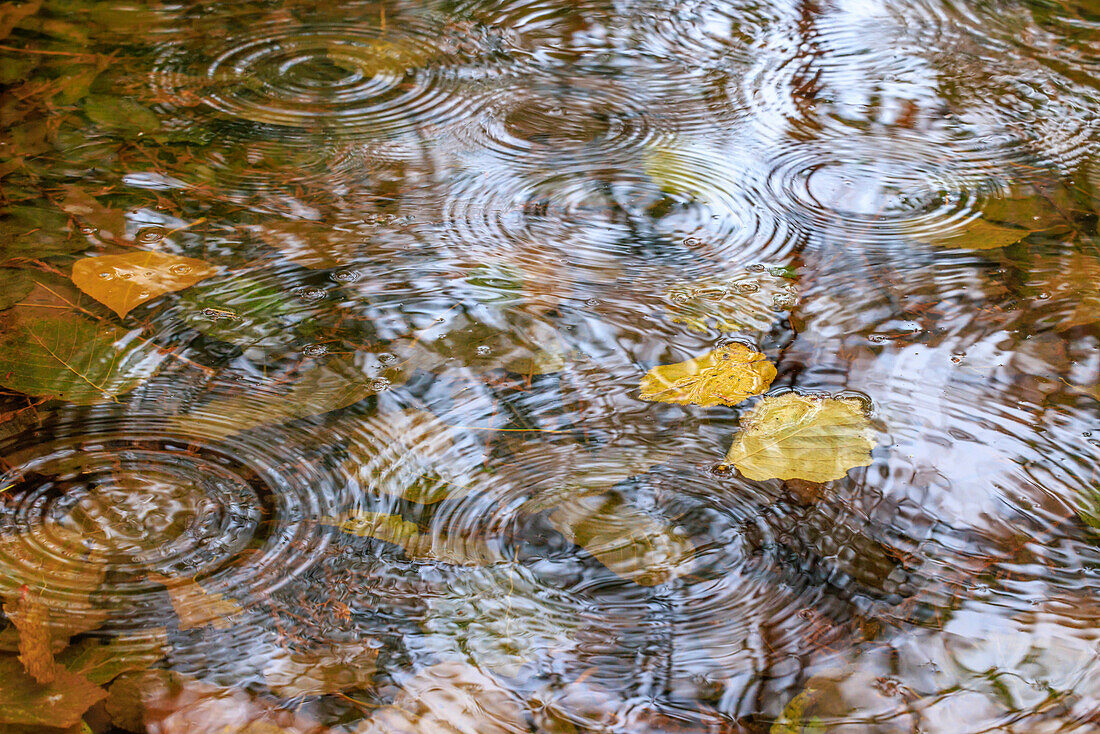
{"left": 0, "top": 0, "right": 41, "bottom": 40}
{"left": 341, "top": 410, "right": 485, "bottom": 504}
{"left": 0, "top": 268, "right": 35, "bottom": 310}
{"left": 666, "top": 269, "right": 798, "bottom": 333}
{"left": 71, "top": 251, "right": 218, "bottom": 318}
{"left": 722, "top": 392, "right": 876, "bottom": 482}
{"left": 420, "top": 564, "right": 579, "bottom": 677}
{"left": 253, "top": 219, "right": 367, "bottom": 270}
{"left": 548, "top": 493, "right": 695, "bottom": 586}
{"left": 172, "top": 353, "right": 404, "bottom": 438}
{"left": 0, "top": 655, "right": 107, "bottom": 728}
{"left": 921, "top": 218, "right": 1031, "bottom": 250}
{"left": 58, "top": 186, "right": 128, "bottom": 242}
{"left": 3, "top": 589, "right": 58, "bottom": 684}
{"left": 639, "top": 343, "right": 776, "bottom": 407}
{"left": 148, "top": 574, "right": 242, "bottom": 630}
{"left": 58, "top": 628, "right": 168, "bottom": 685}
{"left": 1032, "top": 252, "right": 1100, "bottom": 329}
{"left": 263, "top": 642, "right": 377, "bottom": 696}
{"left": 83, "top": 94, "right": 160, "bottom": 135}
{"left": 108, "top": 670, "right": 324, "bottom": 733}
{"left": 0, "top": 314, "right": 165, "bottom": 403}
{"left": 325, "top": 512, "right": 507, "bottom": 565}
{"left": 355, "top": 662, "right": 528, "bottom": 734}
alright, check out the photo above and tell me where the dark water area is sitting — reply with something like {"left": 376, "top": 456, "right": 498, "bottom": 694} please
{"left": 1, "top": 0, "right": 1100, "bottom": 731}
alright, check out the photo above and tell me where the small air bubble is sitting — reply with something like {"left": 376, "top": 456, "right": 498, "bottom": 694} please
{"left": 169, "top": 264, "right": 192, "bottom": 275}
{"left": 303, "top": 344, "right": 328, "bottom": 357}
{"left": 369, "top": 378, "right": 391, "bottom": 391}
{"left": 476, "top": 345, "right": 491, "bottom": 356}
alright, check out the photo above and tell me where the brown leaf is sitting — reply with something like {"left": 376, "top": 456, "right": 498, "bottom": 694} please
{"left": 148, "top": 574, "right": 242, "bottom": 630}
{"left": 3, "top": 589, "right": 58, "bottom": 684}
{"left": 355, "top": 662, "right": 528, "bottom": 734}
{"left": 0, "top": 0, "right": 41, "bottom": 41}
{"left": 58, "top": 186, "right": 128, "bottom": 242}
{"left": 0, "top": 655, "right": 106, "bottom": 728}
{"left": 71, "top": 251, "right": 218, "bottom": 318}
{"left": 324, "top": 512, "right": 507, "bottom": 566}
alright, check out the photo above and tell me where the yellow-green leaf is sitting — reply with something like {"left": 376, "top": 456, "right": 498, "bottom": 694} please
{"left": 639, "top": 344, "right": 776, "bottom": 407}
{"left": 722, "top": 393, "right": 875, "bottom": 482}
{"left": 71, "top": 251, "right": 218, "bottom": 318}
{"left": 324, "top": 512, "right": 506, "bottom": 566}
{"left": 921, "top": 218, "right": 1030, "bottom": 250}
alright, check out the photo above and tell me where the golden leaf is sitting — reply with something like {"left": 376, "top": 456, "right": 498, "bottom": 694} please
{"left": 71, "top": 251, "right": 218, "bottom": 318}
{"left": 639, "top": 344, "right": 776, "bottom": 407}
{"left": 722, "top": 393, "right": 875, "bottom": 482}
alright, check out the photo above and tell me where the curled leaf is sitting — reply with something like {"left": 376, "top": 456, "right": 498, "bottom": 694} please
{"left": 72, "top": 251, "right": 218, "bottom": 318}
{"left": 722, "top": 393, "right": 875, "bottom": 482}
{"left": 639, "top": 344, "right": 776, "bottom": 407}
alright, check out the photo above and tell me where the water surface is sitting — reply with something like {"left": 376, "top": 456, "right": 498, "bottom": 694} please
{"left": 1, "top": 0, "right": 1099, "bottom": 731}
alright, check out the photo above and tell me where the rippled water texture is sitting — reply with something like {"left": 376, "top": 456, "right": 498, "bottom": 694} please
{"left": 1, "top": 0, "right": 1100, "bottom": 731}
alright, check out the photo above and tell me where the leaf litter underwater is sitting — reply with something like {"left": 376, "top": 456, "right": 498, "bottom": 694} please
{"left": 1, "top": 0, "right": 1100, "bottom": 731}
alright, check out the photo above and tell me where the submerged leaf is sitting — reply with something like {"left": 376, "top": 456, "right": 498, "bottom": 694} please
{"left": 59, "top": 629, "right": 168, "bottom": 686}
{"left": 0, "top": 0, "right": 41, "bottom": 40}
{"left": 355, "top": 662, "right": 528, "bottom": 734}
{"left": 58, "top": 186, "right": 128, "bottom": 242}
{"left": 0, "top": 315, "right": 164, "bottom": 403}
{"left": 325, "top": 512, "right": 506, "bottom": 565}
{"left": 921, "top": 218, "right": 1030, "bottom": 250}
{"left": 173, "top": 353, "right": 404, "bottom": 438}
{"left": 722, "top": 393, "right": 875, "bottom": 482}
{"left": 666, "top": 270, "right": 798, "bottom": 333}
{"left": 0, "top": 655, "right": 107, "bottom": 728}
{"left": 83, "top": 95, "right": 160, "bottom": 135}
{"left": 72, "top": 251, "right": 218, "bottom": 318}
{"left": 0, "top": 268, "right": 36, "bottom": 310}
{"left": 148, "top": 574, "right": 242, "bottom": 630}
{"left": 639, "top": 344, "right": 776, "bottom": 407}
{"left": 548, "top": 493, "right": 695, "bottom": 586}
{"left": 263, "top": 642, "right": 377, "bottom": 697}
{"left": 341, "top": 410, "right": 484, "bottom": 504}
{"left": 4, "top": 590, "right": 58, "bottom": 684}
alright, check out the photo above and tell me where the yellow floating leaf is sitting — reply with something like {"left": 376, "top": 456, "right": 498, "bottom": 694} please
{"left": 71, "top": 251, "right": 218, "bottom": 318}
{"left": 722, "top": 393, "right": 876, "bottom": 483}
{"left": 639, "top": 344, "right": 776, "bottom": 407}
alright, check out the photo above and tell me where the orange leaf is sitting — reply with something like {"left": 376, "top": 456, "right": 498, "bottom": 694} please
{"left": 71, "top": 251, "right": 218, "bottom": 318}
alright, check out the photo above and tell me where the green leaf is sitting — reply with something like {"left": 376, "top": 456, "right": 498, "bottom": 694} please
{"left": 0, "top": 269, "right": 34, "bottom": 310}
{"left": 0, "top": 315, "right": 164, "bottom": 403}
{"left": 722, "top": 393, "right": 876, "bottom": 482}
{"left": 639, "top": 344, "right": 776, "bottom": 407}
{"left": 83, "top": 95, "right": 160, "bottom": 135}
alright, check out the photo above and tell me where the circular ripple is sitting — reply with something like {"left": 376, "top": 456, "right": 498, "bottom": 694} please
{"left": 0, "top": 418, "right": 337, "bottom": 631}
{"left": 152, "top": 23, "right": 481, "bottom": 142}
